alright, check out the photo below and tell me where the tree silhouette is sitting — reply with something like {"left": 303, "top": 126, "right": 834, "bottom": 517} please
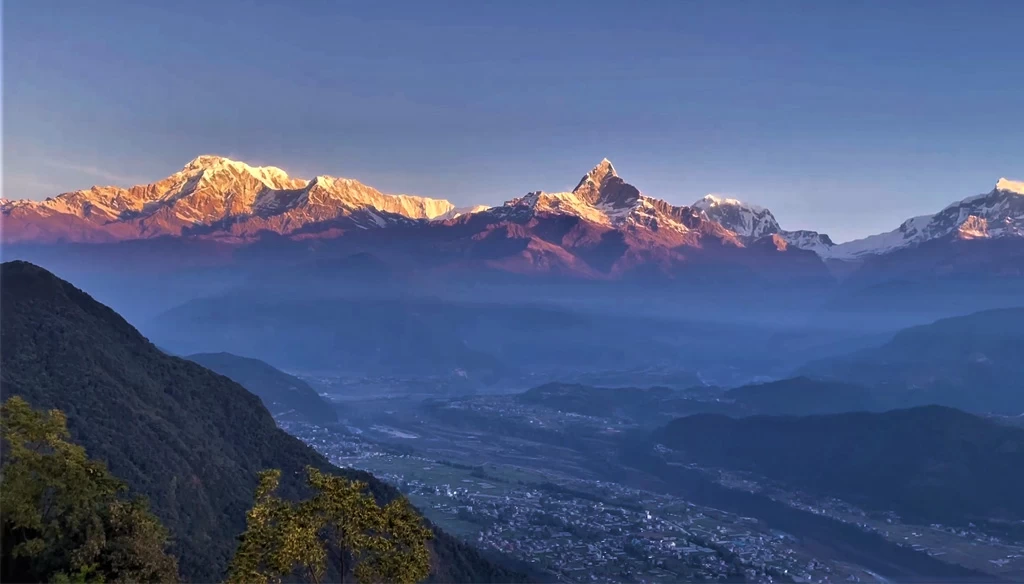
{"left": 0, "top": 396, "right": 178, "bottom": 583}
{"left": 227, "top": 466, "right": 432, "bottom": 584}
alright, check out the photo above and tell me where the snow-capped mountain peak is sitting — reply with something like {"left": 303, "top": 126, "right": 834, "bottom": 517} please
{"left": 494, "top": 160, "right": 712, "bottom": 235}
{"left": 687, "top": 194, "right": 839, "bottom": 255}
{"left": 995, "top": 177, "right": 1024, "bottom": 195}
{"left": 695, "top": 194, "right": 765, "bottom": 212}
{"left": 692, "top": 194, "right": 781, "bottom": 238}
{"left": 827, "top": 177, "right": 1024, "bottom": 259}
{"left": 179, "top": 155, "right": 299, "bottom": 190}
{"left": 571, "top": 158, "right": 639, "bottom": 209}
{"left": 572, "top": 158, "right": 617, "bottom": 195}
{"left": 432, "top": 205, "right": 492, "bottom": 221}
{"left": 183, "top": 154, "right": 247, "bottom": 171}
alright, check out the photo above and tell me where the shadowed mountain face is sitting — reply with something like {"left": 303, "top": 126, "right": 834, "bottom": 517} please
{"left": 185, "top": 352, "right": 338, "bottom": 425}
{"left": 801, "top": 307, "right": 1024, "bottom": 414}
{"left": 151, "top": 295, "right": 510, "bottom": 379}
{"left": 650, "top": 406, "right": 1024, "bottom": 526}
{"left": 0, "top": 260, "right": 526, "bottom": 583}
{"left": 722, "top": 377, "right": 881, "bottom": 416}
{"left": 146, "top": 283, "right": 888, "bottom": 386}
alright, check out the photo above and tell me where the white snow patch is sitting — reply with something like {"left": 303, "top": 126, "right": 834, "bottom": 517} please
{"left": 695, "top": 194, "right": 767, "bottom": 213}
{"left": 995, "top": 177, "right": 1024, "bottom": 195}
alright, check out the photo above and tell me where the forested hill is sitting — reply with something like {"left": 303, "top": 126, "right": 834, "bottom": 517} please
{"left": 0, "top": 260, "right": 525, "bottom": 583}
{"left": 651, "top": 406, "right": 1024, "bottom": 525}
{"left": 186, "top": 352, "right": 338, "bottom": 425}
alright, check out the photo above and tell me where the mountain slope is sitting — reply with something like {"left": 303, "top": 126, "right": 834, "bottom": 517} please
{"left": 0, "top": 261, "right": 525, "bottom": 583}
{"left": 151, "top": 295, "right": 507, "bottom": 378}
{"left": 185, "top": 352, "right": 338, "bottom": 425}
{"left": 688, "top": 195, "right": 845, "bottom": 260}
{"left": 691, "top": 195, "right": 780, "bottom": 239}
{"left": 842, "top": 236, "right": 1024, "bottom": 286}
{"left": 800, "top": 307, "right": 1024, "bottom": 413}
{"left": 651, "top": 406, "right": 1024, "bottom": 525}
{"left": 723, "top": 377, "right": 880, "bottom": 416}
{"left": 829, "top": 178, "right": 1024, "bottom": 259}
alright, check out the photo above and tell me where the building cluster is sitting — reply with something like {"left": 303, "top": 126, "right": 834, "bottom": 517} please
{"left": 282, "top": 419, "right": 852, "bottom": 583}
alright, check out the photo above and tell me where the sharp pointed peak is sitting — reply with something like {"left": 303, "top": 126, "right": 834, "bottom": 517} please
{"left": 593, "top": 158, "right": 616, "bottom": 177}
{"left": 573, "top": 158, "right": 619, "bottom": 196}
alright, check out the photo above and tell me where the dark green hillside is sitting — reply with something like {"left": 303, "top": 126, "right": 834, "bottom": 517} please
{"left": 186, "top": 352, "right": 337, "bottom": 425}
{"left": 652, "top": 406, "right": 1024, "bottom": 525}
{"left": 724, "top": 377, "right": 880, "bottom": 415}
{"left": 0, "top": 261, "right": 525, "bottom": 583}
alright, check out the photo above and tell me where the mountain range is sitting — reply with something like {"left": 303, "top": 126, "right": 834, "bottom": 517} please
{"left": 0, "top": 260, "right": 526, "bottom": 583}
{"left": 1, "top": 155, "right": 463, "bottom": 243}
{"left": 4, "top": 155, "right": 1021, "bottom": 280}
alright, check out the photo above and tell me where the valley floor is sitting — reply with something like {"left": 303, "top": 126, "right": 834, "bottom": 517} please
{"left": 276, "top": 381, "right": 1022, "bottom": 583}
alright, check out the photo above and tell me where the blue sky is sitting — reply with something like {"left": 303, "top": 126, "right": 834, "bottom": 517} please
{"left": 5, "top": 0, "right": 1022, "bottom": 241}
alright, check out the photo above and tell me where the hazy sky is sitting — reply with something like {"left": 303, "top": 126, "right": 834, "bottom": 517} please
{"left": 5, "top": 0, "right": 1022, "bottom": 242}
